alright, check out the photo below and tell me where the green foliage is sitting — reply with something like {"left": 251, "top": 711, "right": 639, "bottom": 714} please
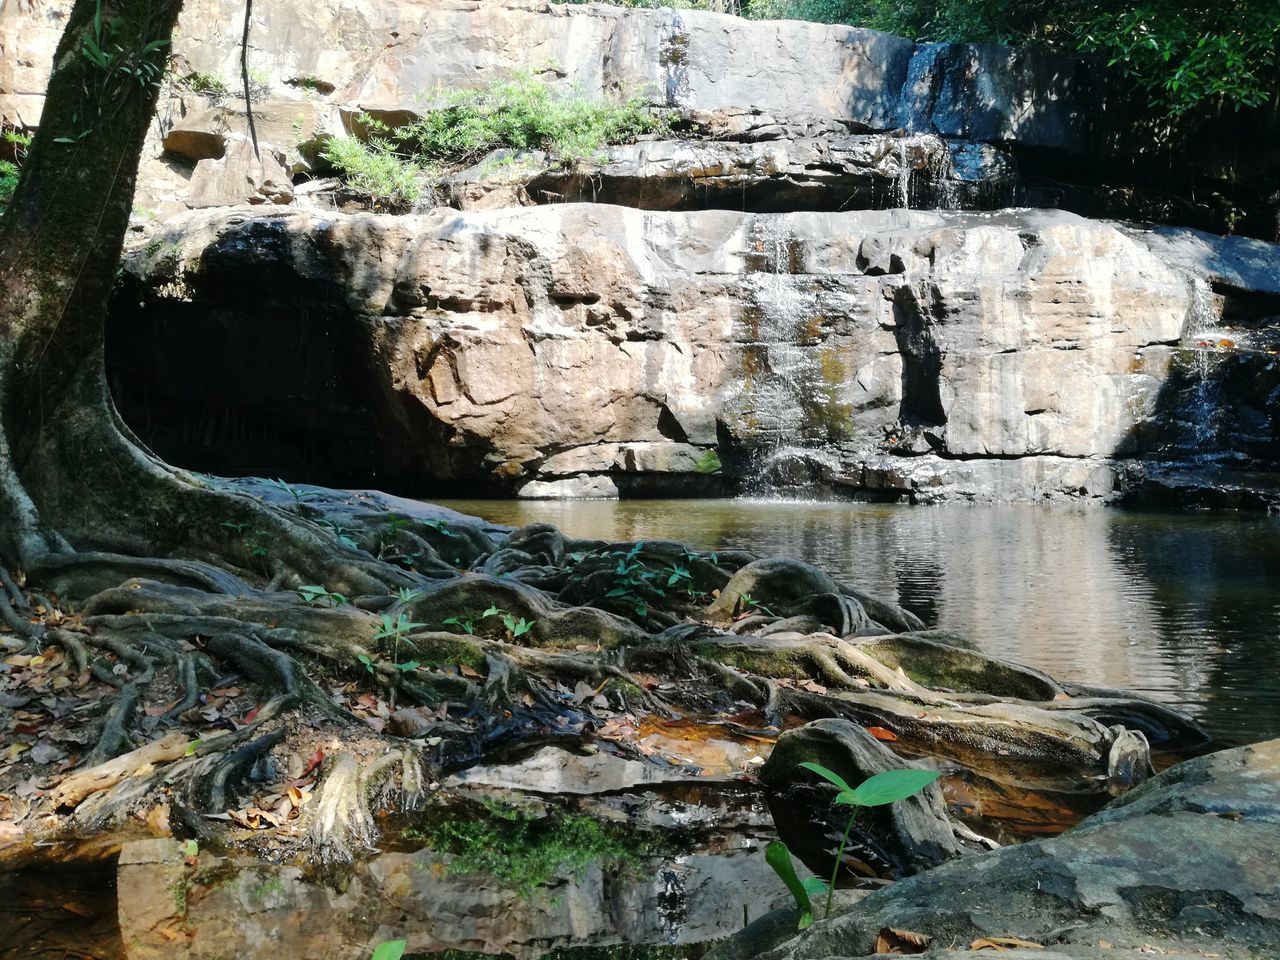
{"left": 694, "top": 449, "right": 722, "bottom": 474}
{"left": 411, "top": 804, "right": 653, "bottom": 896}
{"left": 321, "top": 133, "right": 424, "bottom": 210}
{"left": 441, "top": 605, "right": 536, "bottom": 640}
{"left": 323, "top": 72, "right": 664, "bottom": 207}
{"left": 767, "top": 762, "right": 940, "bottom": 926}
{"left": 0, "top": 130, "right": 29, "bottom": 205}
{"left": 765, "top": 840, "right": 827, "bottom": 930}
{"left": 371, "top": 940, "right": 407, "bottom": 960}
{"left": 297, "top": 584, "right": 348, "bottom": 607}
{"left": 743, "top": 0, "right": 1278, "bottom": 118}
{"left": 1076, "top": 1, "right": 1279, "bottom": 116}
{"left": 402, "top": 71, "right": 662, "bottom": 165}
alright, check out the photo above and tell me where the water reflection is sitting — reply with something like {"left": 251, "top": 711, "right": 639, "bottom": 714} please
{"left": 438, "top": 499, "right": 1280, "bottom": 745}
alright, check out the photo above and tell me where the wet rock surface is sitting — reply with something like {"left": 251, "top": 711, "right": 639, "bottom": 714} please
{"left": 727, "top": 740, "right": 1280, "bottom": 960}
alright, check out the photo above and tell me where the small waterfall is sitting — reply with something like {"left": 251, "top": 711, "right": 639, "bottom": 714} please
{"left": 893, "top": 134, "right": 960, "bottom": 210}
{"left": 1179, "top": 277, "right": 1225, "bottom": 454}
{"left": 730, "top": 215, "right": 840, "bottom": 491}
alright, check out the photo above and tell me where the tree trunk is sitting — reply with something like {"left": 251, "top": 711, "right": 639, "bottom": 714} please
{"left": 0, "top": 0, "right": 184, "bottom": 569}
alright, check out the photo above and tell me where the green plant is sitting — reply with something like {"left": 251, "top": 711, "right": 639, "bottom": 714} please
{"left": 401, "top": 72, "right": 662, "bottom": 166}
{"left": 220, "top": 520, "right": 270, "bottom": 571}
{"left": 0, "top": 131, "right": 31, "bottom": 205}
{"left": 297, "top": 584, "right": 348, "bottom": 607}
{"left": 739, "top": 593, "right": 776, "bottom": 617}
{"left": 442, "top": 605, "right": 535, "bottom": 640}
{"left": 767, "top": 763, "right": 940, "bottom": 927}
{"left": 411, "top": 804, "right": 654, "bottom": 896}
{"left": 694, "top": 449, "right": 722, "bottom": 474}
{"left": 321, "top": 134, "right": 424, "bottom": 209}
{"left": 371, "top": 940, "right": 406, "bottom": 960}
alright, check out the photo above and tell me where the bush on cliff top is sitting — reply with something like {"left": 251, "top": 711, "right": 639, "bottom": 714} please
{"left": 322, "top": 73, "right": 663, "bottom": 209}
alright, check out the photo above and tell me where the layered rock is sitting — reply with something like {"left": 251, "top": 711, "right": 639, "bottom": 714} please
{"left": 4, "top": 0, "right": 1277, "bottom": 234}
{"left": 109, "top": 203, "right": 1280, "bottom": 500}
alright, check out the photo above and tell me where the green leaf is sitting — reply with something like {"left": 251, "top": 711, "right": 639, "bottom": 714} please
{"left": 801, "top": 875, "right": 830, "bottom": 898}
{"left": 798, "top": 760, "right": 854, "bottom": 794}
{"left": 764, "top": 841, "right": 814, "bottom": 930}
{"left": 184, "top": 739, "right": 202, "bottom": 756}
{"left": 180, "top": 838, "right": 199, "bottom": 858}
{"left": 394, "top": 661, "right": 420, "bottom": 672}
{"left": 847, "top": 768, "right": 940, "bottom": 807}
{"left": 371, "top": 940, "right": 407, "bottom": 960}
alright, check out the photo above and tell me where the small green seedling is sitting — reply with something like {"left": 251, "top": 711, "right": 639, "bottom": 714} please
{"left": 297, "top": 585, "right": 348, "bottom": 607}
{"left": 769, "top": 763, "right": 940, "bottom": 926}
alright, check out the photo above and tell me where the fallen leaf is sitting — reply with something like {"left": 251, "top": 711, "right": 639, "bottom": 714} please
{"left": 144, "top": 701, "right": 178, "bottom": 717}
{"left": 972, "top": 935, "right": 1044, "bottom": 950}
{"left": 459, "top": 664, "right": 481, "bottom": 679}
{"left": 866, "top": 725, "right": 898, "bottom": 741}
{"left": 874, "top": 927, "right": 932, "bottom": 954}
{"left": 300, "top": 746, "right": 324, "bottom": 777}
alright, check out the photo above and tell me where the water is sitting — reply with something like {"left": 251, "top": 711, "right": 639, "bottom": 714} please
{"left": 439, "top": 499, "right": 1280, "bottom": 746}
{"left": 1179, "top": 277, "right": 1226, "bottom": 451}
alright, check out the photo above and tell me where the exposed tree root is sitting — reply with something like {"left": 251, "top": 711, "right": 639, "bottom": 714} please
{"left": 0, "top": 481, "right": 1212, "bottom": 878}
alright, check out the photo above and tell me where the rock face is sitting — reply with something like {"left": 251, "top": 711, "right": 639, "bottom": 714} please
{"left": 726, "top": 739, "right": 1280, "bottom": 959}
{"left": 110, "top": 203, "right": 1280, "bottom": 500}
{"left": 6, "top": 0, "right": 1280, "bottom": 501}
{"left": 4, "top": 0, "right": 1278, "bottom": 236}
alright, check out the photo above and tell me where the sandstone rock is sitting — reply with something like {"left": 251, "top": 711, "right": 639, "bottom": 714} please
{"left": 736, "top": 740, "right": 1280, "bottom": 959}
{"left": 110, "top": 204, "right": 1280, "bottom": 502}
{"left": 186, "top": 139, "right": 295, "bottom": 207}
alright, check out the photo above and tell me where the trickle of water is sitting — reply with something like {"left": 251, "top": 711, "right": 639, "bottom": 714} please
{"left": 1179, "top": 277, "right": 1224, "bottom": 453}
{"left": 731, "top": 215, "right": 829, "bottom": 482}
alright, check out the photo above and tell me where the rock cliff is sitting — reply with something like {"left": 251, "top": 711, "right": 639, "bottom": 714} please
{"left": 5, "top": 0, "right": 1280, "bottom": 501}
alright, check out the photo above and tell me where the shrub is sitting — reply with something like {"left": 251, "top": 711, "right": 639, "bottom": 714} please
{"left": 0, "top": 130, "right": 32, "bottom": 206}
{"left": 401, "top": 72, "right": 662, "bottom": 165}
{"left": 323, "top": 73, "right": 664, "bottom": 209}
{"left": 321, "top": 134, "right": 424, "bottom": 210}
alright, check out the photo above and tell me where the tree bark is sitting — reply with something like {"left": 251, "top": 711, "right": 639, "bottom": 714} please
{"left": 0, "top": 0, "right": 184, "bottom": 568}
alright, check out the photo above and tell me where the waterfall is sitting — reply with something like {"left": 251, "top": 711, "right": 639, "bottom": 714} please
{"left": 1179, "top": 277, "right": 1225, "bottom": 455}
{"left": 730, "top": 214, "right": 838, "bottom": 489}
{"left": 894, "top": 134, "right": 961, "bottom": 210}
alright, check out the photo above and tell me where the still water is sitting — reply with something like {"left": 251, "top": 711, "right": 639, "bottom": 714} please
{"left": 439, "top": 499, "right": 1280, "bottom": 746}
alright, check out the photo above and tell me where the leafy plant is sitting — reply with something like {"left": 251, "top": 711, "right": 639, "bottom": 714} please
{"left": 739, "top": 593, "right": 776, "bottom": 617}
{"left": 374, "top": 612, "right": 427, "bottom": 667}
{"left": 321, "top": 134, "right": 425, "bottom": 210}
{"left": 324, "top": 73, "right": 665, "bottom": 208}
{"left": 442, "top": 605, "right": 536, "bottom": 640}
{"left": 220, "top": 520, "right": 270, "bottom": 571}
{"left": 765, "top": 840, "right": 828, "bottom": 930}
{"left": 269, "top": 477, "right": 320, "bottom": 510}
{"left": 371, "top": 940, "right": 406, "bottom": 960}
{"left": 410, "top": 804, "right": 654, "bottom": 896}
{"left": 297, "top": 584, "right": 348, "bottom": 607}
{"left": 0, "top": 130, "right": 31, "bottom": 205}
{"left": 767, "top": 762, "right": 940, "bottom": 926}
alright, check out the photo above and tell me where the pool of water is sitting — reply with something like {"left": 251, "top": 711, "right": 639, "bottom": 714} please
{"left": 438, "top": 499, "right": 1280, "bottom": 746}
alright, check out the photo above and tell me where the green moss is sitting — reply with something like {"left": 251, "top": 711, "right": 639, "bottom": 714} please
{"left": 415, "top": 634, "right": 487, "bottom": 670}
{"left": 697, "top": 643, "right": 810, "bottom": 680}
{"left": 694, "top": 449, "right": 722, "bottom": 474}
{"left": 408, "top": 803, "right": 657, "bottom": 897}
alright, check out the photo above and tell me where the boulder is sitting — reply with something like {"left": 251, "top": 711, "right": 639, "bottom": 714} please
{"left": 186, "top": 139, "right": 294, "bottom": 207}
{"left": 737, "top": 739, "right": 1280, "bottom": 959}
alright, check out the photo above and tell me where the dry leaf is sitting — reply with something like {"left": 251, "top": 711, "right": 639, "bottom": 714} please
{"left": 972, "top": 935, "right": 1044, "bottom": 950}
{"left": 874, "top": 927, "right": 932, "bottom": 954}
{"left": 866, "top": 725, "right": 899, "bottom": 741}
